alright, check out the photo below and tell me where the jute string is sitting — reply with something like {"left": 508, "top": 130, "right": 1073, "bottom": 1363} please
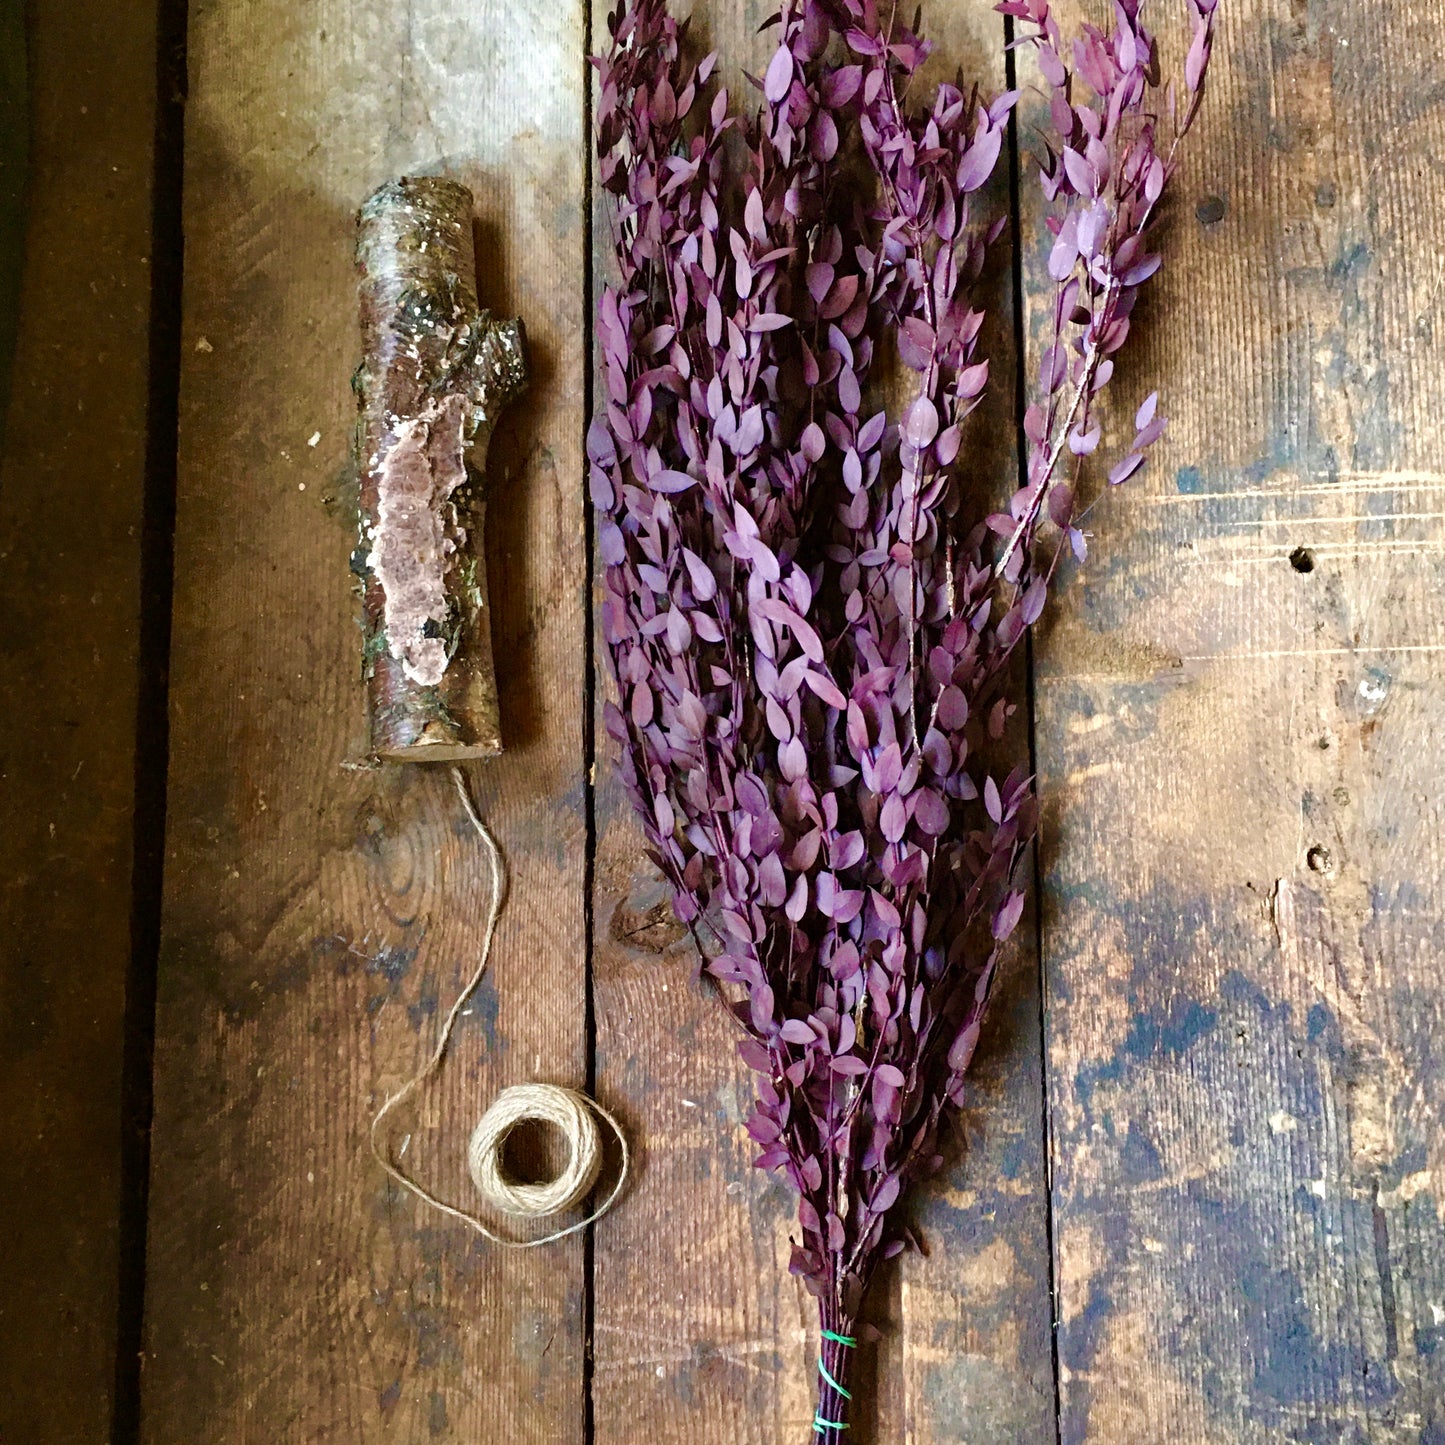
{"left": 368, "top": 765, "right": 628, "bottom": 1247}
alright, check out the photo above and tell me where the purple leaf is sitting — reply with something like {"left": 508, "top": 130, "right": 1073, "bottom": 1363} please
{"left": 983, "top": 775, "right": 1002, "bottom": 823}
{"left": 806, "top": 262, "right": 834, "bottom": 303}
{"left": 947, "top": 1021, "right": 980, "bottom": 1073}
{"left": 902, "top": 396, "right": 940, "bottom": 448}
{"left": 1047, "top": 483, "right": 1075, "bottom": 528}
{"left": 1121, "top": 253, "right": 1162, "bottom": 287}
{"left": 683, "top": 548, "right": 717, "bottom": 601}
{"left": 1062, "top": 147, "right": 1097, "bottom": 196}
{"left": 630, "top": 683, "right": 654, "bottom": 729}
{"left": 822, "top": 65, "right": 862, "bottom": 107}
{"left": 880, "top": 793, "right": 907, "bottom": 843}
{"left": 1048, "top": 232, "right": 1078, "bottom": 283}
{"left": 1108, "top": 451, "right": 1146, "bottom": 486}
{"left": 871, "top": 1174, "right": 900, "bottom": 1214}
{"left": 744, "top": 186, "right": 766, "bottom": 240}
{"left": 1185, "top": 22, "right": 1209, "bottom": 92}
{"left": 804, "top": 669, "right": 848, "bottom": 709}
{"left": 937, "top": 685, "right": 967, "bottom": 730}
{"left": 956, "top": 360, "right": 989, "bottom": 399}
{"left": 1021, "top": 579, "right": 1047, "bottom": 626}
{"left": 1135, "top": 415, "right": 1168, "bottom": 450}
{"left": 957, "top": 124, "right": 1003, "bottom": 193}
{"left": 764, "top": 43, "right": 793, "bottom": 104}
{"left": 992, "top": 890, "right": 1026, "bottom": 941}
{"left": 897, "top": 317, "right": 934, "bottom": 371}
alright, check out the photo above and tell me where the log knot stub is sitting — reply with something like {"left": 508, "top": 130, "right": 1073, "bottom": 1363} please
{"left": 355, "top": 176, "right": 527, "bottom": 762}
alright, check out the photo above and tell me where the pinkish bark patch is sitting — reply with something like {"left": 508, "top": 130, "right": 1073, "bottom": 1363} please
{"left": 366, "top": 393, "right": 469, "bottom": 688}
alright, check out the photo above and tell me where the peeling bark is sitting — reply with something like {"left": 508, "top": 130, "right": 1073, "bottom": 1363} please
{"left": 354, "top": 175, "right": 526, "bottom": 761}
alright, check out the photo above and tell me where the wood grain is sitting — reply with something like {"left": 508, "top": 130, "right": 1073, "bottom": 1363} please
{"left": 0, "top": 2, "right": 158, "bottom": 1437}
{"left": 1028, "top": 2, "right": 1445, "bottom": 1440}
{"left": 140, "top": 1, "right": 590, "bottom": 1438}
{"left": 136, "top": 0, "right": 1445, "bottom": 1439}
{"left": 588, "top": 4, "right": 1056, "bottom": 1441}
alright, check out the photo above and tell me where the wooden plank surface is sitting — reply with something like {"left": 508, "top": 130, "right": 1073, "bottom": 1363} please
{"left": 1030, "top": 1, "right": 1445, "bottom": 1440}
{"left": 140, "top": 1, "right": 590, "bottom": 1438}
{"left": 136, "top": 0, "right": 1445, "bottom": 1440}
{"left": 0, "top": 3, "right": 159, "bottom": 1438}
{"left": 588, "top": 5, "right": 1057, "bottom": 1442}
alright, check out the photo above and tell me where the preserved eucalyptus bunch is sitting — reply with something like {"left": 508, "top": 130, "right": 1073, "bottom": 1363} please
{"left": 591, "top": 0, "right": 1218, "bottom": 1434}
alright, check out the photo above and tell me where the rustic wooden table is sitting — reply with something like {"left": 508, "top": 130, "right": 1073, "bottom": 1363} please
{"left": 2, "top": 0, "right": 1442, "bottom": 1441}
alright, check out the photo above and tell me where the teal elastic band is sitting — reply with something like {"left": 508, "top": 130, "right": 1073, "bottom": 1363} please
{"left": 817, "top": 1356, "right": 852, "bottom": 1400}
{"left": 815, "top": 1328, "right": 855, "bottom": 1433}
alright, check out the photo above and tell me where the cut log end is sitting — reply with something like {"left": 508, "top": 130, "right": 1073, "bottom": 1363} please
{"left": 354, "top": 175, "right": 526, "bottom": 764}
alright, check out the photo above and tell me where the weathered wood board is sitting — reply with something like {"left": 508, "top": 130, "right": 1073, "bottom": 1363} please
{"left": 140, "top": 0, "right": 590, "bottom": 1439}
{"left": 0, "top": 2, "right": 159, "bottom": 1438}
{"left": 128, "top": 0, "right": 1445, "bottom": 1440}
{"left": 1029, "top": 1, "right": 1445, "bottom": 1441}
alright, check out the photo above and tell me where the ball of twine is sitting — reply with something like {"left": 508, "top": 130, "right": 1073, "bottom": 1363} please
{"left": 467, "top": 1084, "right": 604, "bottom": 1217}
{"left": 368, "top": 768, "right": 628, "bottom": 1248}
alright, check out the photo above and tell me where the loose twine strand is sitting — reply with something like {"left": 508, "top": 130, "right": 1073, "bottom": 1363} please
{"left": 367, "top": 765, "right": 628, "bottom": 1248}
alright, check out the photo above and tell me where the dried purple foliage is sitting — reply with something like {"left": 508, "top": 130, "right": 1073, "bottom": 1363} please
{"left": 995, "top": 0, "right": 1218, "bottom": 579}
{"left": 592, "top": 0, "right": 1216, "bottom": 1434}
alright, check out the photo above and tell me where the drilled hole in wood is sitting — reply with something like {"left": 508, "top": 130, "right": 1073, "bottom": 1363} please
{"left": 1196, "top": 193, "right": 1227, "bottom": 226}
{"left": 499, "top": 1118, "right": 570, "bottom": 1187}
{"left": 1290, "top": 546, "right": 1315, "bottom": 573}
{"left": 1306, "top": 845, "right": 1332, "bottom": 874}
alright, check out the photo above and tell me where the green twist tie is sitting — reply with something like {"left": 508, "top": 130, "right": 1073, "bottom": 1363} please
{"left": 817, "top": 1356, "right": 852, "bottom": 1400}
{"left": 815, "top": 1326, "right": 855, "bottom": 1432}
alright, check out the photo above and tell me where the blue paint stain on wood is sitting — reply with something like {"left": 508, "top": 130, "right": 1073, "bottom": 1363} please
{"left": 1119, "top": 1124, "right": 1164, "bottom": 1184}
{"left": 1073, "top": 994, "right": 1220, "bottom": 1117}
{"left": 427, "top": 1388, "right": 448, "bottom": 1436}
{"left": 1045, "top": 855, "right": 1445, "bottom": 1439}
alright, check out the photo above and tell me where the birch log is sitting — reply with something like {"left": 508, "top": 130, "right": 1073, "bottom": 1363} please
{"left": 355, "top": 176, "right": 526, "bottom": 761}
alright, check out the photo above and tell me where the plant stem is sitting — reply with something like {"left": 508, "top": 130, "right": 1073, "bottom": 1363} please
{"left": 811, "top": 1301, "right": 858, "bottom": 1444}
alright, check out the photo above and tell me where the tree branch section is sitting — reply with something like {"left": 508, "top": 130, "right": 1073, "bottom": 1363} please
{"left": 355, "top": 176, "right": 527, "bottom": 762}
